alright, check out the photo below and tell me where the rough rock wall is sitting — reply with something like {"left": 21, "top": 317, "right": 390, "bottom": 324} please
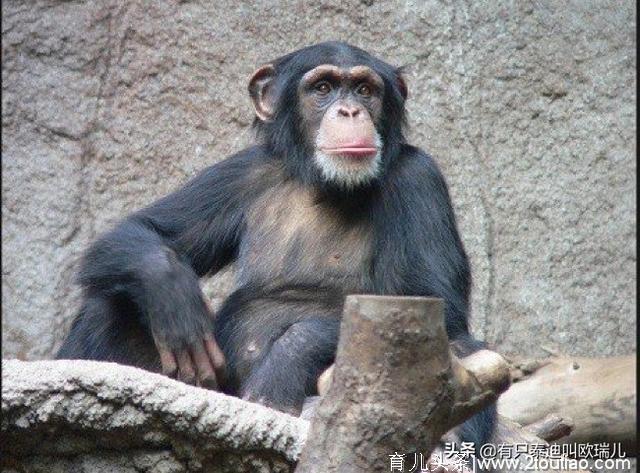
{"left": 2, "top": 0, "right": 636, "bottom": 360}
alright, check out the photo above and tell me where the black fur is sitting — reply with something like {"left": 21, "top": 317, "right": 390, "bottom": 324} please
{"left": 57, "top": 41, "right": 495, "bottom": 453}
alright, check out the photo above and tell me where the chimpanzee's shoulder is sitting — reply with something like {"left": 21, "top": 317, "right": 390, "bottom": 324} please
{"left": 209, "top": 144, "right": 277, "bottom": 170}
{"left": 391, "top": 144, "right": 448, "bottom": 187}
{"left": 198, "top": 145, "right": 287, "bottom": 186}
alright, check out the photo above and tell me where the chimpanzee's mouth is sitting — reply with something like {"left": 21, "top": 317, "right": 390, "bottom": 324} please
{"left": 321, "top": 147, "right": 379, "bottom": 158}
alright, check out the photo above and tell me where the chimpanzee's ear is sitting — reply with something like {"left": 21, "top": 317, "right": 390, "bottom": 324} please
{"left": 248, "top": 64, "right": 277, "bottom": 122}
{"left": 396, "top": 68, "right": 408, "bottom": 101}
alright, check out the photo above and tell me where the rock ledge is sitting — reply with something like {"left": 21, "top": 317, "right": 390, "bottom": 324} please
{"left": 1, "top": 359, "right": 307, "bottom": 473}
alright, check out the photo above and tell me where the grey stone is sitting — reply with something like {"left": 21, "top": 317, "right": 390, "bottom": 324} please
{"left": 1, "top": 0, "right": 636, "bottom": 362}
{"left": 1, "top": 359, "right": 306, "bottom": 472}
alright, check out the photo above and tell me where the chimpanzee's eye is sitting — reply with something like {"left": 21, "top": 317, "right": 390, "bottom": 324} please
{"left": 314, "top": 81, "right": 332, "bottom": 95}
{"left": 356, "top": 83, "right": 372, "bottom": 97}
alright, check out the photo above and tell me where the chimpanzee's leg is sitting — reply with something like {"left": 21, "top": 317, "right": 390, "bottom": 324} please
{"left": 239, "top": 317, "right": 340, "bottom": 415}
{"left": 56, "top": 294, "right": 160, "bottom": 372}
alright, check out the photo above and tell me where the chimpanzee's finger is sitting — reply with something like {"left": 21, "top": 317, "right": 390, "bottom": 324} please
{"left": 190, "top": 342, "right": 218, "bottom": 390}
{"left": 203, "top": 334, "right": 227, "bottom": 384}
{"left": 158, "top": 348, "right": 178, "bottom": 378}
{"left": 176, "top": 349, "right": 197, "bottom": 385}
{"left": 152, "top": 336, "right": 178, "bottom": 378}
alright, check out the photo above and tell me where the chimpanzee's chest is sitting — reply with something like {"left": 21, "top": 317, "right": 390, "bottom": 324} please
{"left": 237, "top": 182, "right": 374, "bottom": 292}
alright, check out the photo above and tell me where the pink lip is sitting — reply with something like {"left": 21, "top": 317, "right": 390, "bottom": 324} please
{"left": 322, "top": 146, "right": 379, "bottom": 158}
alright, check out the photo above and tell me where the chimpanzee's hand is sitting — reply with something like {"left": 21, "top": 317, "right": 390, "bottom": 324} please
{"left": 144, "top": 254, "right": 226, "bottom": 389}
{"left": 134, "top": 243, "right": 225, "bottom": 389}
{"left": 153, "top": 329, "right": 226, "bottom": 390}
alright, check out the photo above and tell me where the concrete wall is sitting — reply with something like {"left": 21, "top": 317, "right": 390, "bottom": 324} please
{"left": 2, "top": 0, "right": 636, "bottom": 361}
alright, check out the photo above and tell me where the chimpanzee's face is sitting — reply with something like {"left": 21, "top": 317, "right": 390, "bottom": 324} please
{"left": 298, "top": 65, "right": 385, "bottom": 188}
{"left": 248, "top": 42, "right": 407, "bottom": 189}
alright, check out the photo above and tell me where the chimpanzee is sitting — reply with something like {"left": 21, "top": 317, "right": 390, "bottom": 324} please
{"left": 57, "top": 41, "right": 495, "bottom": 450}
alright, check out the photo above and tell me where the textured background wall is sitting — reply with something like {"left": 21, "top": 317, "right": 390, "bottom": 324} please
{"left": 2, "top": 0, "right": 636, "bottom": 361}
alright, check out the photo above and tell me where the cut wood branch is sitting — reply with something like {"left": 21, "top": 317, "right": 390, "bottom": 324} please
{"left": 295, "top": 295, "right": 511, "bottom": 473}
{"left": 448, "top": 348, "right": 511, "bottom": 429}
{"left": 498, "top": 355, "right": 637, "bottom": 455}
{"left": 524, "top": 413, "right": 574, "bottom": 442}
{"left": 493, "top": 415, "right": 590, "bottom": 473}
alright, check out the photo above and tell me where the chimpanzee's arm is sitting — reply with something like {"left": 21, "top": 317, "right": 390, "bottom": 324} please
{"left": 63, "top": 147, "right": 269, "bottom": 385}
{"left": 376, "top": 144, "right": 496, "bottom": 450}
{"left": 375, "top": 145, "right": 472, "bottom": 340}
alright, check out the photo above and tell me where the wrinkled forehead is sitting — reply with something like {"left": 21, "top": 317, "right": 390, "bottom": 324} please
{"left": 301, "top": 65, "right": 384, "bottom": 88}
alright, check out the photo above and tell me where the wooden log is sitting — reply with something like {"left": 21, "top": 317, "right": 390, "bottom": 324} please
{"left": 295, "top": 295, "right": 510, "bottom": 473}
{"left": 498, "top": 355, "right": 637, "bottom": 455}
{"left": 524, "top": 414, "right": 574, "bottom": 442}
{"left": 492, "top": 416, "right": 590, "bottom": 473}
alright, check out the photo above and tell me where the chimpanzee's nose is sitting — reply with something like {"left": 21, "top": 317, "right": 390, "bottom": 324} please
{"left": 337, "top": 105, "right": 361, "bottom": 118}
